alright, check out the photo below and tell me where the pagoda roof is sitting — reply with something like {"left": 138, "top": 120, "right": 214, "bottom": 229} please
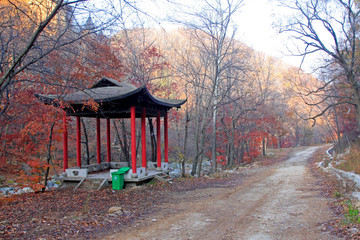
{"left": 36, "top": 77, "right": 186, "bottom": 118}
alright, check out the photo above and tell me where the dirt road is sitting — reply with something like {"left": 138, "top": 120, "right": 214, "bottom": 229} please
{"left": 104, "top": 147, "right": 339, "bottom": 240}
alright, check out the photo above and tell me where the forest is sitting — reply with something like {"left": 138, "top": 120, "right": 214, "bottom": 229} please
{"left": 0, "top": 0, "right": 358, "bottom": 192}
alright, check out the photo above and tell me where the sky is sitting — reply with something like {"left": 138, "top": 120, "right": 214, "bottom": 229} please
{"left": 235, "top": 0, "right": 310, "bottom": 70}
{"left": 237, "top": 1, "right": 286, "bottom": 57}
{"left": 132, "top": 0, "right": 314, "bottom": 71}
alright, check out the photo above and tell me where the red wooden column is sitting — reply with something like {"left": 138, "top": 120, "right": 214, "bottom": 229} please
{"left": 164, "top": 112, "right": 169, "bottom": 163}
{"left": 131, "top": 106, "right": 137, "bottom": 177}
{"left": 96, "top": 118, "right": 101, "bottom": 164}
{"left": 106, "top": 119, "right": 111, "bottom": 163}
{"left": 141, "top": 108, "right": 147, "bottom": 168}
{"left": 76, "top": 116, "right": 81, "bottom": 168}
{"left": 156, "top": 111, "right": 161, "bottom": 170}
{"left": 63, "top": 112, "right": 68, "bottom": 172}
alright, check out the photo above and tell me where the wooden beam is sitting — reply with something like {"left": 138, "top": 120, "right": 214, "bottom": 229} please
{"left": 157, "top": 111, "right": 161, "bottom": 169}
{"left": 164, "top": 112, "right": 168, "bottom": 163}
{"left": 141, "top": 108, "right": 147, "bottom": 168}
{"left": 106, "top": 119, "right": 111, "bottom": 163}
{"left": 63, "top": 112, "right": 68, "bottom": 172}
{"left": 131, "top": 106, "right": 137, "bottom": 176}
{"left": 76, "top": 116, "right": 81, "bottom": 167}
{"left": 96, "top": 118, "right": 101, "bottom": 164}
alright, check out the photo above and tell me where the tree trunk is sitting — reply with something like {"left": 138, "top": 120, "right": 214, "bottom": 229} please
{"left": 354, "top": 102, "right": 360, "bottom": 142}
{"left": 113, "top": 120, "right": 129, "bottom": 162}
{"left": 196, "top": 126, "right": 206, "bottom": 177}
{"left": 182, "top": 110, "right": 190, "bottom": 177}
{"left": 42, "top": 122, "right": 55, "bottom": 192}
{"left": 1, "top": 124, "right": 9, "bottom": 157}
{"left": 295, "top": 124, "right": 300, "bottom": 147}
{"left": 239, "top": 141, "right": 245, "bottom": 163}
{"left": 148, "top": 118, "right": 157, "bottom": 162}
{"left": 278, "top": 135, "right": 282, "bottom": 149}
{"left": 333, "top": 106, "right": 343, "bottom": 151}
{"left": 113, "top": 120, "right": 122, "bottom": 160}
{"left": 120, "top": 120, "right": 130, "bottom": 163}
{"left": 262, "top": 137, "right": 267, "bottom": 156}
{"left": 228, "top": 125, "right": 235, "bottom": 168}
{"left": 191, "top": 113, "right": 202, "bottom": 175}
{"left": 81, "top": 119, "right": 90, "bottom": 165}
{"left": 211, "top": 110, "right": 217, "bottom": 172}
{"left": 136, "top": 127, "right": 141, "bottom": 157}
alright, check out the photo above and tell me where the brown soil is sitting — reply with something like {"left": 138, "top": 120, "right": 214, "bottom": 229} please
{"left": 102, "top": 147, "right": 340, "bottom": 240}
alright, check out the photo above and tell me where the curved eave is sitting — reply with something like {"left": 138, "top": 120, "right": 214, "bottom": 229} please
{"left": 35, "top": 94, "right": 61, "bottom": 107}
{"left": 140, "top": 86, "right": 187, "bottom": 108}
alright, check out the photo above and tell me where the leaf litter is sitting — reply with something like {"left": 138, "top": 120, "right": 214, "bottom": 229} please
{"left": 3, "top": 147, "right": 352, "bottom": 240}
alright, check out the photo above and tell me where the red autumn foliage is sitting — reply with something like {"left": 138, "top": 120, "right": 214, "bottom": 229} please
{"left": 205, "top": 104, "right": 282, "bottom": 166}
{"left": 0, "top": 80, "right": 63, "bottom": 191}
{"left": 0, "top": 34, "right": 128, "bottom": 191}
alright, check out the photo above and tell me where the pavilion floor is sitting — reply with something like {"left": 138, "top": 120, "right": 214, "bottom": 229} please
{"left": 55, "top": 169, "right": 171, "bottom": 189}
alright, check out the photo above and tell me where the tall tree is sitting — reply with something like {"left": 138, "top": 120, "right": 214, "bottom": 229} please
{"left": 278, "top": 0, "right": 360, "bottom": 134}
{"left": 171, "top": 0, "right": 244, "bottom": 172}
{"left": 0, "top": 0, "right": 118, "bottom": 98}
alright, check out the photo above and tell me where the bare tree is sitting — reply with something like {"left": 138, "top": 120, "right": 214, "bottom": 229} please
{"left": 0, "top": 0, "right": 119, "bottom": 99}
{"left": 278, "top": 0, "right": 360, "bottom": 132}
{"left": 170, "top": 0, "right": 244, "bottom": 173}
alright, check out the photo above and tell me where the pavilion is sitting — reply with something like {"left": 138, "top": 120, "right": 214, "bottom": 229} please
{"left": 36, "top": 77, "right": 186, "bottom": 180}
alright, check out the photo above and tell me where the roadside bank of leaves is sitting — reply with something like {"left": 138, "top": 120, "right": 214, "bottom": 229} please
{"left": 308, "top": 145, "right": 360, "bottom": 239}
{"left": 0, "top": 148, "right": 294, "bottom": 240}
{"left": 0, "top": 170, "right": 246, "bottom": 240}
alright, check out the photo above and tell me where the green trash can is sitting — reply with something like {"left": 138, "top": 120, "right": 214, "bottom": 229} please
{"left": 111, "top": 171, "right": 125, "bottom": 190}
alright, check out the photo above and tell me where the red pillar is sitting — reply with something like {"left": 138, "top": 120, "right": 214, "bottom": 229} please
{"left": 131, "top": 106, "right": 137, "bottom": 175}
{"left": 63, "top": 112, "right": 68, "bottom": 172}
{"left": 96, "top": 117, "right": 101, "bottom": 164}
{"left": 141, "top": 108, "right": 147, "bottom": 168}
{"left": 164, "top": 112, "right": 169, "bottom": 163}
{"left": 106, "top": 119, "right": 111, "bottom": 163}
{"left": 76, "top": 116, "right": 81, "bottom": 168}
{"left": 156, "top": 111, "right": 161, "bottom": 168}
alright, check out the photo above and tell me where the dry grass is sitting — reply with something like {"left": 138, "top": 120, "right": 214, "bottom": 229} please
{"left": 336, "top": 148, "right": 360, "bottom": 174}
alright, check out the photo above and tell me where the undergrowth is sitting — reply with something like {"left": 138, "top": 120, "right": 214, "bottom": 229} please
{"left": 308, "top": 145, "right": 360, "bottom": 239}
{"left": 336, "top": 148, "right": 360, "bottom": 174}
{"left": 343, "top": 200, "right": 360, "bottom": 224}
